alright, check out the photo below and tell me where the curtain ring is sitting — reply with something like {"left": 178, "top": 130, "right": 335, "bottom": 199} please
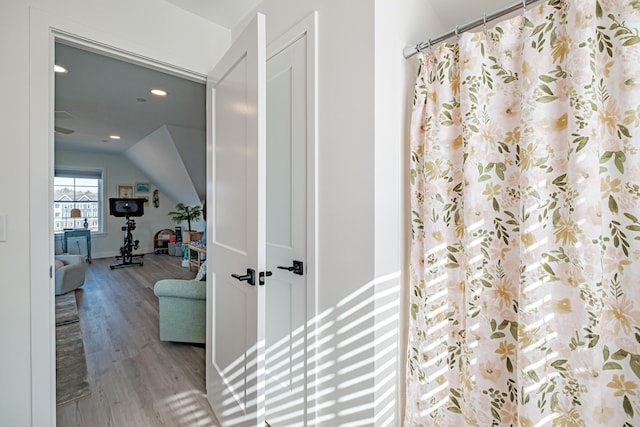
{"left": 483, "top": 13, "right": 487, "bottom": 33}
{"left": 454, "top": 25, "right": 460, "bottom": 40}
{"left": 522, "top": 0, "right": 527, "bottom": 12}
{"left": 428, "top": 38, "right": 433, "bottom": 53}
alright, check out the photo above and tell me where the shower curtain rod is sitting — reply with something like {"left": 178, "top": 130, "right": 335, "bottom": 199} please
{"left": 403, "top": 0, "right": 546, "bottom": 59}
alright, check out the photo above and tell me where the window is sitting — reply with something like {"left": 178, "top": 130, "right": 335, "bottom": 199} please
{"left": 54, "top": 168, "right": 103, "bottom": 233}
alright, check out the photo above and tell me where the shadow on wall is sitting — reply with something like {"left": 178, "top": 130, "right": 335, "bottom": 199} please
{"left": 210, "top": 274, "right": 401, "bottom": 426}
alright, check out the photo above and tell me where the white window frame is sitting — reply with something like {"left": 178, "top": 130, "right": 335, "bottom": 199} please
{"left": 54, "top": 167, "right": 105, "bottom": 233}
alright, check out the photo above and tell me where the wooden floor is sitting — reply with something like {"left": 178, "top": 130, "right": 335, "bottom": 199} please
{"left": 56, "top": 254, "right": 220, "bottom": 427}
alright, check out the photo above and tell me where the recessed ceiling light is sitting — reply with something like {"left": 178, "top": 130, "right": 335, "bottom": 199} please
{"left": 54, "top": 64, "right": 68, "bottom": 73}
{"left": 150, "top": 89, "right": 168, "bottom": 96}
{"left": 109, "top": 135, "right": 121, "bottom": 140}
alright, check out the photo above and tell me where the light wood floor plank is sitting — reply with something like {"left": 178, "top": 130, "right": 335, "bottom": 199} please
{"left": 56, "top": 254, "right": 219, "bottom": 427}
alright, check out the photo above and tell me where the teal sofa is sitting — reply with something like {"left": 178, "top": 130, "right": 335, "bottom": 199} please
{"left": 153, "top": 278, "right": 206, "bottom": 344}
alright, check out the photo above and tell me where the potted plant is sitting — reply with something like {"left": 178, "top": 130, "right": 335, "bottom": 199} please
{"left": 168, "top": 203, "right": 203, "bottom": 242}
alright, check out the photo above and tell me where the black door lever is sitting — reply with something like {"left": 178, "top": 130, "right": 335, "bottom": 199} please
{"left": 232, "top": 268, "right": 256, "bottom": 286}
{"left": 277, "top": 260, "right": 304, "bottom": 276}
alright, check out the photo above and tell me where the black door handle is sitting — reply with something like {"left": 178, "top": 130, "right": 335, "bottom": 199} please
{"left": 231, "top": 268, "right": 255, "bottom": 286}
{"left": 277, "top": 260, "right": 304, "bottom": 276}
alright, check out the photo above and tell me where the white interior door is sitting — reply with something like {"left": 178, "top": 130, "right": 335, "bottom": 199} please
{"left": 206, "top": 14, "right": 267, "bottom": 427}
{"left": 265, "top": 35, "right": 308, "bottom": 425}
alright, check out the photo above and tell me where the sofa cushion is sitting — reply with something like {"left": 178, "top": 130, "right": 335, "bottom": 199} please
{"left": 55, "top": 259, "right": 65, "bottom": 270}
{"left": 154, "top": 279, "right": 206, "bottom": 300}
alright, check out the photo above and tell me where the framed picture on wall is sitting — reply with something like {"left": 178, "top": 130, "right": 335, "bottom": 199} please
{"left": 136, "top": 182, "right": 150, "bottom": 193}
{"left": 117, "top": 185, "right": 134, "bottom": 199}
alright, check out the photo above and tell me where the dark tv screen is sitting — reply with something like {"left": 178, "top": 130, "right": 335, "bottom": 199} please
{"left": 109, "top": 198, "right": 145, "bottom": 217}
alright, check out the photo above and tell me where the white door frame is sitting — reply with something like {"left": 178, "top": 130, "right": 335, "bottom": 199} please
{"left": 29, "top": 9, "right": 207, "bottom": 425}
{"left": 265, "top": 12, "right": 318, "bottom": 424}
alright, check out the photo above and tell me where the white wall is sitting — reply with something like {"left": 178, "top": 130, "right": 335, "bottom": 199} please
{"left": 31, "top": 0, "right": 230, "bottom": 74}
{"left": 55, "top": 149, "right": 182, "bottom": 258}
{"left": 0, "top": 1, "right": 229, "bottom": 424}
{"left": 0, "top": 3, "right": 32, "bottom": 423}
{"left": 373, "top": 0, "right": 445, "bottom": 422}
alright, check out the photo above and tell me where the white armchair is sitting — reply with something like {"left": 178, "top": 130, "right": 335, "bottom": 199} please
{"left": 54, "top": 255, "right": 86, "bottom": 295}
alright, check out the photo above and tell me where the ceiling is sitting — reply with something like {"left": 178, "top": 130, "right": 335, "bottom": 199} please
{"left": 54, "top": 42, "right": 206, "bottom": 154}
{"left": 161, "top": 0, "right": 515, "bottom": 33}
{"left": 162, "top": 0, "right": 261, "bottom": 29}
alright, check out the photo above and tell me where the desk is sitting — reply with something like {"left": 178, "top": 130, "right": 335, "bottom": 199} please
{"left": 63, "top": 229, "right": 92, "bottom": 263}
{"left": 187, "top": 241, "right": 206, "bottom": 271}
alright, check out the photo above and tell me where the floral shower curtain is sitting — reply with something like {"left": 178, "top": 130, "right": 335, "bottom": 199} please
{"left": 406, "top": 0, "right": 640, "bottom": 425}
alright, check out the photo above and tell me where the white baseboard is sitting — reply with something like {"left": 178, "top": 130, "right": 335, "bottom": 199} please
{"left": 91, "top": 246, "right": 154, "bottom": 260}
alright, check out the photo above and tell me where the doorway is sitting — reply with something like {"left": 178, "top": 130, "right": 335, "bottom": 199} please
{"left": 29, "top": 14, "right": 212, "bottom": 423}
{"left": 32, "top": 10, "right": 317, "bottom": 426}
{"left": 53, "top": 41, "right": 210, "bottom": 423}
{"left": 52, "top": 43, "right": 214, "bottom": 425}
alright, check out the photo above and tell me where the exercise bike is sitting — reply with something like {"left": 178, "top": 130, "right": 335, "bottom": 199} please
{"left": 109, "top": 198, "right": 145, "bottom": 269}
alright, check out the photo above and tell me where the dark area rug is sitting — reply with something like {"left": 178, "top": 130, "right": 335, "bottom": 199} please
{"left": 55, "top": 292, "right": 78, "bottom": 326}
{"left": 55, "top": 292, "right": 90, "bottom": 406}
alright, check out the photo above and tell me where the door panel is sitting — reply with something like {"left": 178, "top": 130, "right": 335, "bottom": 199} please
{"left": 214, "top": 55, "right": 248, "bottom": 253}
{"left": 266, "top": 67, "right": 293, "bottom": 248}
{"left": 265, "top": 35, "right": 308, "bottom": 426}
{"left": 206, "top": 13, "right": 266, "bottom": 427}
{"left": 215, "top": 280, "right": 247, "bottom": 386}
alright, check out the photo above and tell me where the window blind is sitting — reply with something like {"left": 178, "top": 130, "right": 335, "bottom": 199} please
{"left": 54, "top": 168, "right": 103, "bottom": 179}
